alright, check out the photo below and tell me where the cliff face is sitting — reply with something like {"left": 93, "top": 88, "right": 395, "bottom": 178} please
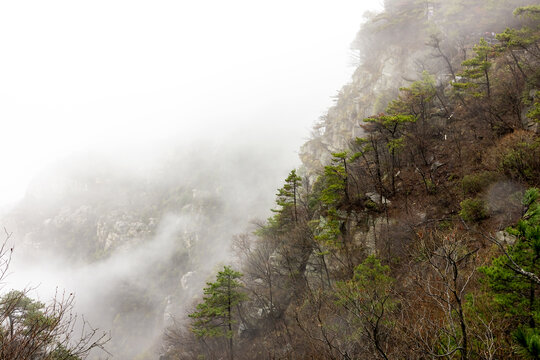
{"left": 300, "top": 0, "right": 534, "bottom": 175}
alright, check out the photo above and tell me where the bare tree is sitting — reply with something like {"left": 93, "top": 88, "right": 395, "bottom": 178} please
{"left": 406, "top": 230, "right": 477, "bottom": 360}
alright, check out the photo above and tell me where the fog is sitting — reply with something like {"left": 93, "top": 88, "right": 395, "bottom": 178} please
{"left": 3, "top": 138, "right": 304, "bottom": 356}
{"left": 0, "top": 1, "right": 383, "bottom": 357}
{"left": 8, "top": 212, "right": 202, "bottom": 357}
{"left": 0, "top": 0, "right": 382, "bottom": 207}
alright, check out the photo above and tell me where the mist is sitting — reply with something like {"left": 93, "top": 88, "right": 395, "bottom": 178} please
{"left": 0, "top": 0, "right": 382, "bottom": 207}
{"left": 0, "top": 0, "right": 386, "bottom": 357}
{"left": 2, "top": 138, "right": 302, "bottom": 356}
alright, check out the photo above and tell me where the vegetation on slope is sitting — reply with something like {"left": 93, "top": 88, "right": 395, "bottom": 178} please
{"left": 166, "top": 1, "right": 540, "bottom": 359}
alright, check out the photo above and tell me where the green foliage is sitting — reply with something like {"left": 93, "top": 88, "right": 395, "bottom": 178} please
{"left": 481, "top": 254, "right": 539, "bottom": 320}
{"left": 527, "top": 98, "right": 540, "bottom": 123}
{"left": 461, "top": 171, "right": 500, "bottom": 195}
{"left": 275, "top": 169, "right": 301, "bottom": 211}
{"left": 481, "top": 189, "right": 540, "bottom": 354}
{"left": 514, "top": 5, "right": 540, "bottom": 20}
{"left": 462, "top": 38, "right": 492, "bottom": 75}
{"left": 0, "top": 290, "right": 93, "bottom": 359}
{"left": 481, "top": 189, "right": 540, "bottom": 312}
{"left": 337, "top": 255, "right": 393, "bottom": 297}
{"left": 364, "top": 114, "right": 417, "bottom": 129}
{"left": 179, "top": 3, "right": 540, "bottom": 358}
{"left": 453, "top": 38, "right": 494, "bottom": 98}
{"left": 362, "top": 114, "right": 416, "bottom": 159}
{"left": 500, "top": 137, "right": 540, "bottom": 182}
{"left": 387, "top": 71, "right": 436, "bottom": 117}
{"left": 319, "top": 152, "right": 349, "bottom": 207}
{"left": 0, "top": 290, "right": 58, "bottom": 332}
{"left": 497, "top": 26, "right": 538, "bottom": 49}
{"left": 514, "top": 326, "right": 540, "bottom": 359}
{"left": 350, "top": 137, "right": 373, "bottom": 162}
{"left": 523, "top": 188, "right": 540, "bottom": 220}
{"left": 335, "top": 255, "right": 394, "bottom": 311}
{"left": 314, "top": 208, "right": 343, "bottom": 248}
{"left": 459, "top": 198, "right": 489, "bottom": 222}
{"left": 259, "top": 169, "right": 304, "bottom": 236}
{"left": 362, "top": 113, "right": 416, "bottom": 195}
{"left": 314, "top": 151, "right": 358, "bottom": 248}
{"left": 269, "top": 169, "right": 302, "bottom": 230}
{"left": 189, "top": 266, "right": 247, "bottom": 339}
{"left": 387, "top": 137, "right": 404, "bottom": 152}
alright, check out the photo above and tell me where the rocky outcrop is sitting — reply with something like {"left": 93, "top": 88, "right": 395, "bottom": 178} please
{"left": 96, "top": 211, "right": 157, "bottom": 251}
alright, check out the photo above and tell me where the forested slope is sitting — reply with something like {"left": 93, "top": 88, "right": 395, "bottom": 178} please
{"left": 167, "top": 1, "right": 540, "bottom": 359}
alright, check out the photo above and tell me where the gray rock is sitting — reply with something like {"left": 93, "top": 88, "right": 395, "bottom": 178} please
{"left": 495, "top": 230, "right": 517, "bottom": 245}
{"left": 365, "top": 192, "right": 391, "bottom": 205}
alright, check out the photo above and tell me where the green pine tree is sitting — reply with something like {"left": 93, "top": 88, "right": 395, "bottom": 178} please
{"left": 314, "top": 152, "right": 353, "bottom": 249}
{"left": 273, "top": 169, "right": 302, "bottom": 225}
{"left": 320, "top": 152, "right": 350, "bottom": 206}
{"left": 363, "top": 114, "right": 415, "bottom": 195}
{"left": 189, "top": 266, "right": 247, "bottom": 360}
{"left": 387, "top": 71, "right": 438, "bottom": 120}
{"left": 514, "top": 326, "right": 540, "bottom": 359}
{"left": 481, "top": 188, "right": 540, "bottom": 357}
{"left": 453, "top": 38, "right": 493, "bottom": 98}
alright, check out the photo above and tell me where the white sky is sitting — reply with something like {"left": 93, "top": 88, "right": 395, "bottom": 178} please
{"left": 0, "top": 0, "right": 383, "bottom": 207}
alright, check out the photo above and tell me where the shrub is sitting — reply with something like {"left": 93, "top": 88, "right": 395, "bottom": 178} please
{"left": 500, "top": 139, "right": 540, "bottom": 182}
{"left": 460, "top": 198, "right": 488, "bottom": 222}
{"left": 461, "top": 171, "right": 500, "bottom": 195}
{"left": 484, "top": 130, "right": 540, "bottom": 185}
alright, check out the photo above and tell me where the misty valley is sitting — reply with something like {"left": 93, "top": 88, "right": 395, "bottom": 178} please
{"left": 2, "top": 0, "right": 540, "bottom": 359}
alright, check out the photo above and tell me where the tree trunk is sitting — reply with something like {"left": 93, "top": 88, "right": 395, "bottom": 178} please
{"left": 228, "top": 276, "right": 234, "bottom": 360}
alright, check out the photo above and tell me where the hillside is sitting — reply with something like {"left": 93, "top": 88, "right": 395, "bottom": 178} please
{"left": 164, "top": 1, "right": 540, "bottom": 359}
{"left": 2, "top": 1, "right": 540, "bottom": 359}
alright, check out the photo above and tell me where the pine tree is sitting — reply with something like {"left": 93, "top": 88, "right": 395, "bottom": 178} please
{"left": 363, "top": 114, "right": 415, "bottom": 195}
{"left": 453, "top": 38, "right": 493, "bottom": 98}
{"left": 273, "top": 169, "right": 302, "bottom": 225}
{"left": 320, "top": 152, "right": 350, "bottom": 206}
{"left": 481, "top": 188, "right": 540, "bottom": 356}
{"left": 189, "top": 266, "right": 247, "bottom": 360}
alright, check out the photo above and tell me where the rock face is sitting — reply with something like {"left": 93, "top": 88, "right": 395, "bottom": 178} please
{"left": 299, "top": 43, "right": 431, "bottom": 174}
{"left": 96, "top": 212, "right": 156, "bottom": 252}
{"left": 298, "top": 0, "right": 530, "bottom": 176}
{"left": 7, "top": 186, "right": 159, "bottom": 261}
{"left": 495, "top": 230, "right": 517, "bottom": 245}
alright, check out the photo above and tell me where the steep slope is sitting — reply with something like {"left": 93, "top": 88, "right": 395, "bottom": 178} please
{"left": 165, "top": 1, "right": 540, "bottom": 359}
{"left": 301, "top": 0, "right": 534, "bottom": 174}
